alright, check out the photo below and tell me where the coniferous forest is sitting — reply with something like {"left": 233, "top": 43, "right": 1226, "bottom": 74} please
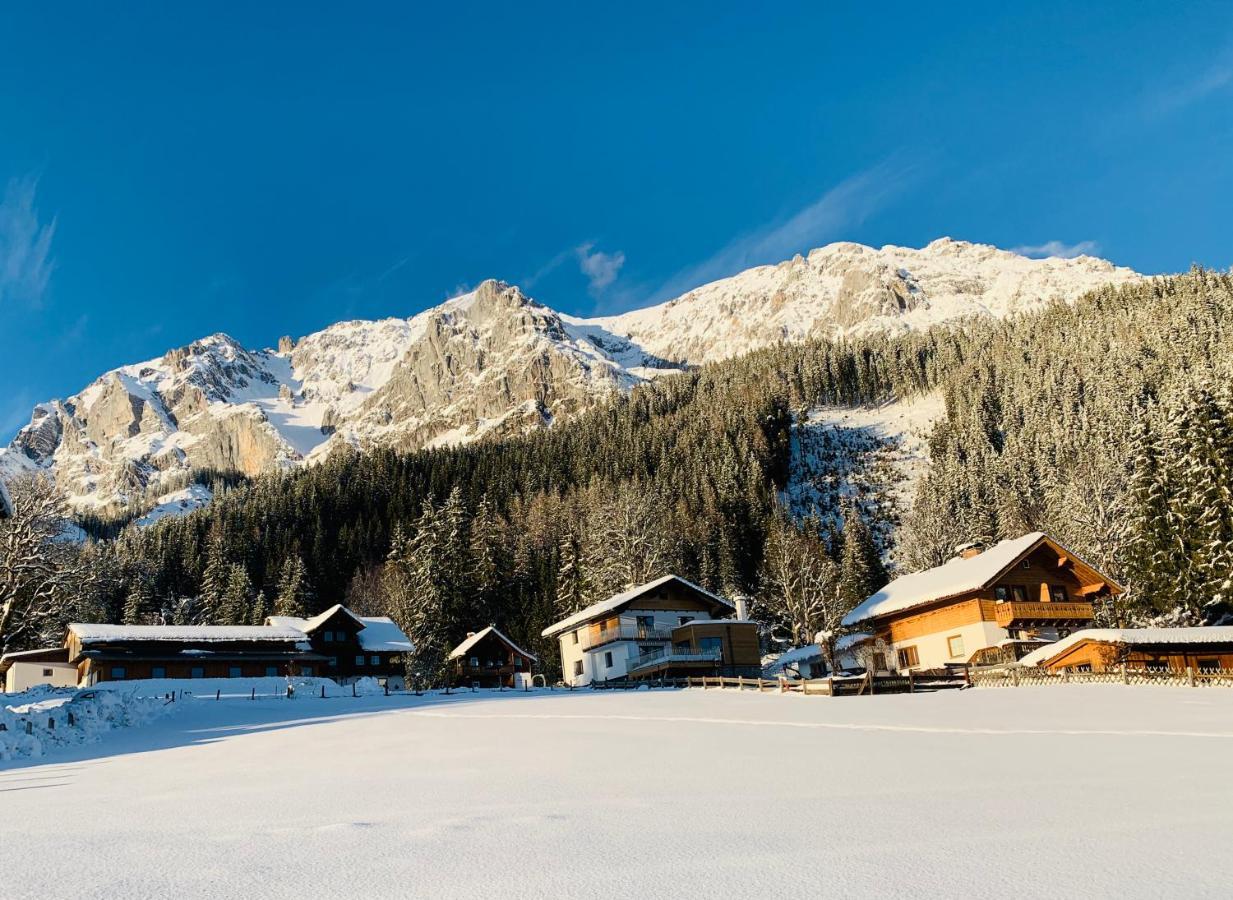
{"left": 6, "top": 270, "right": 1233, "bottom": 677}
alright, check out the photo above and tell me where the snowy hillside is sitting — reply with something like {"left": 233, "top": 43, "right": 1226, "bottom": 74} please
{"left": 1, "top": 239, "right": 1142, "bottom": 515}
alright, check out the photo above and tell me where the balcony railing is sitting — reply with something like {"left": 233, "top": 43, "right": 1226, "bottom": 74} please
{"left": 994, "top": 601, "right": 1095, "bottom": 628}
{"left": 581, "top": 625, "right": 672, "bottom": 652}
{"left": 628, "top": 647, "right": 722, "bottom": 673}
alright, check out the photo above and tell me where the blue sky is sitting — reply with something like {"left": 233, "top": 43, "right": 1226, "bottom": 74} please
{"left": 3, "top": 2, "right": 1233, "bottom": 440}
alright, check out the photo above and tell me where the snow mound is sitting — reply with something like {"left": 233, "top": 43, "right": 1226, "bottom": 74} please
{"left": 0, "top": 686, "right": 170, "bottom": 762}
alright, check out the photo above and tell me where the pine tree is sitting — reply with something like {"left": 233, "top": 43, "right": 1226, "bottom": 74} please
{"left": 837, "top": 501, "right": 887, "bottom": 608}
{"left": 275, "top": 556, "right": 312, "bottom": 618}
{"left": 219, "top": 564, "right": 253, "bottom": 625}
{"left": 249, "top": 590, "right": 269, "bottom": 626}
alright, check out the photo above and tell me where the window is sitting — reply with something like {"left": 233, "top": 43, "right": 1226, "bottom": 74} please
{"left": 469, "top": 656, "right": 479, "bottom": 667}
{"left": 872, "top": 652, "right": 887, "bottom": 672}
{"left": 110, "top": 666, "right": 126, "bottom": 679}
{"left": 571, "top": 631, "right": 579, "bottom": 645}
{"left": 229, "top": 666, "right": 242, "bottom": 678}
{"left": 328, "top": 657, "right": 338, "bottom": 668}
{"left": 636, "top": 615, "right": 655, "bottom": 629}
{"left": 947, "top": 635, "right": 966, "bottom": 658}
{"left": 355, "top": 655, "right": 365, "bottom": 667}
{"left": 678, "top": 616, "right": 694, "bottom": 625}
{"left": 323, "top": 631, "right": 334, "bottom": 642}
{"left": 1049, "top": 585, "right": 1069, "bottom": 603}
{"left": 572, "top": 660, "right": 583, "bottom": 677}
{"left": 896, "top": 646, "right": 919, "bottom": 669}
{"left": 514, "top": 657, "right": 523, "bottom": 669}
{"left": 370, "top": 655, "right": 380, "bottom": 666}
{"left": 699, "top": 636, "right": 723, "bottom": 655}
{"left": 1021, "top": 559, "right": 1031, "bottom": 569}
{"left": 151, "top": 666, "right": 166, "bottom": 679}
{"left": 265, "top": 666, "right": 279, "bottom": 677}
{"left": 42, "top": 668, "right": 53, "bottom": 677}
{"left": 993, "top": 586, "right": 1009, "bottom": 602}
{"left": 1198, "top": 658, "right": 1220, "bottom": 674}
{"left": 603, "top": 651, "right": 614, "bottom": 669}
{"left": 190, "top": 666, "right": 204, "bottom": 678}
{"left": 1011, "top": 585, "right": 1029, "bottom": 603}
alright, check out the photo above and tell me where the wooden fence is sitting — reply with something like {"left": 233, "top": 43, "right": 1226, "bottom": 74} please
{"left": 970, "top": 666, "right": 1233, "bottom": 688}
{"left": 593, "top": 672, "right": 969, "bottom": 696}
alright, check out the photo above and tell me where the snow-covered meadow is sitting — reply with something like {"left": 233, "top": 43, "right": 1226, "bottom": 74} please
{"left": 2, "top": 685, "right": 1231, "bottom": 898}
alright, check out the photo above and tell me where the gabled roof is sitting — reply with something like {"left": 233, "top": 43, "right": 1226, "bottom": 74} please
{"left": 541, "top": 574, "right": 733, "bottom": 638}
{"left": 842, "top": 532, "right": 1122, "bottom": 626}
{"left": 1018, "top": 627, "right": 1233, "bottom": 668}
{"left": 67, "top": 624, "right": 308, "bottom": 644}
{"left": 448, "top": 625, "right": 537, "bottom": 662}
{"left": 268, "top": 606, "right": 413, "bottom": 653}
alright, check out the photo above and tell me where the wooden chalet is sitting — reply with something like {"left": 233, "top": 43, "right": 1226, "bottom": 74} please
{"left": 843, "top": 532, "right": 1120, "bottom": 672}
{"left": 448, "top": 626, "right": 537, "bottom": 688}
{"left": 1018, "top": 627, "right": 1233, "bottom": 673}
{"left": 67, "top": 623, "right": 320, "bottom": 685}
{"left": 267, "top": 604, "right": 413, "bottom": 689}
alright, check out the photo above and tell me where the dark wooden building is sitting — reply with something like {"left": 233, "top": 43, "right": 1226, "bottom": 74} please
{"left": 626, "top": 619, "right": 762, "bottom": 680}
{"left": 448, "top": 626, "right": 537, "bottom": 688}
{"left": 267, "top": 605, "right": 413, "bottom": 689}
{"left": 67, "top": 623, "right": 320, "bottom": 685}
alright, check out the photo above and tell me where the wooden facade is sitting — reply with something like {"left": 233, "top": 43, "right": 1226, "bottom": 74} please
{"left": 857, "top": 535, "right": 1119, "bottom": 672}
{"left": 1033, "top": 639, "right": 1233, "bottom": 674}
{"left": 279, "top": 607, "right": 407, "bottom": 685}
{"left": 627, "top": 620, "right": 761, "bottom": 679}
{"left": 450, "top": 627, "right": 537, "bottom": 688}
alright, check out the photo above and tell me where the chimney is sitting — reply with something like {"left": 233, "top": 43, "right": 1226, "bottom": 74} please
{"left": 956, "top": 542, "right": 985, "bottom": 560}
{"left": 734, "top": 598, "right": 749, "bottom": 620}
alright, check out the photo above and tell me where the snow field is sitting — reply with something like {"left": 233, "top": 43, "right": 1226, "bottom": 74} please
{"left": 2, "top": 685, "right": 1231, "bottom": 898}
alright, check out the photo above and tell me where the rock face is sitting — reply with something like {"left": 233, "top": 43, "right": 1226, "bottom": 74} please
{"left": 0, "top": 238, "right": 1144, "bottom": 517}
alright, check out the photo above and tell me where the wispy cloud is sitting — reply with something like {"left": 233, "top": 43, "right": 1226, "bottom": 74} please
{"left": 1012, "top": 239, "right": 1100, "bottom": 260}
{"left": 1138, "top": 44, "right": 1233, "bottom": 119}
{"left": 649, "top": 156, "right": 922, "bottom": 302}
{"left": 575, "top": 243, "right": 625, "bottom": 295}
{"left": 0, "top": 175, "right": 56, "bottom": 309}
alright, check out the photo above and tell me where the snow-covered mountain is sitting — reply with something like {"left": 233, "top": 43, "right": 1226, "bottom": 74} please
{"left": 0, "top": 239, "right": 1143, "bottom": 516}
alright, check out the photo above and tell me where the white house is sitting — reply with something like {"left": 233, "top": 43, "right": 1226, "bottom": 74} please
{"left": 0, "top": 648, "right": 78, "bottom": 693}
{"left": 542, "top": 575, "right": 741, "bottom": 686}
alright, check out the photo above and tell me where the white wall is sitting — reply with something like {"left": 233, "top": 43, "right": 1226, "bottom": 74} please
{"left": 890, "top": 621, "right": 1007, "bottom": 671}
{"left": 4, "top": 661, "right": 79, "bottom": 693}
{"left": 556, "top": 608, "right": 710, "bottom": 685}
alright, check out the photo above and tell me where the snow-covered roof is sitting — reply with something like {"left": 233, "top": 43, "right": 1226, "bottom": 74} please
{"left": 674, "top": 619, "right": 755, "bottom": 627}
{"left": 0, "top": 647, "right": 70, "bottom": 671}
{"left": 354, "top": 617, "right": 414, "bottom": 653}
{"left": 842, "top": 532, "right": 1115, "bottom": 626}
{"left": 267, "top": 608, "right": 413, "bottom": 653}
{"left": 448, "top": 625, "right": 536, "bottom": 662}
{"left": 1018, "top": 627, "right": 1233, "bottom": 668}
{"left": 68, "top": 624, "right": 308, "bottom": 644}
{"left": 542, "top": 575, "right": 733, "bottom": 638}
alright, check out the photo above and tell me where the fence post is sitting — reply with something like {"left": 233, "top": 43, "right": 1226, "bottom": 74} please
{"left": 48, "top": 717, "right": 55, "bottom": 730}
{"left": 1012, "top": 668, "right": 1020, "bottom": 687}
{"left": 251, "top": 687, "right": 256, "bottom": 700}
{"left": 67, "top": 712, "right": 74, "bottom": 727}
{"left": 320, "top": 685, "right": 326, "bottom": 699}
{"left": 1187, "top": 666, "right": 1196, "bottom": 687}
{"left": 1121, "top": 664, "right": 1129, "bottom": 685}
{"left": 908, "top": 671, "right": 914, "bottom": 694}
{"left": 215, "top": 689, "right": 221, "bottom": 701}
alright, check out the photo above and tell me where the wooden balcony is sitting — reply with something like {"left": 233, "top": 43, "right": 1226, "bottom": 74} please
{"left": 581, "top": 625, "right": 672, "bottom": 652}
{"left": 994, "top": 601, "right": 1094, "bottom": 628}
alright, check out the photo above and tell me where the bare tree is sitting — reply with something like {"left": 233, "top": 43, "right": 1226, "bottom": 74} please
{"left": 758, "top": 513, "right": 849, "bottom": 669}
{"left": 0, "top": 476, "right": 97, "bottom": 651}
